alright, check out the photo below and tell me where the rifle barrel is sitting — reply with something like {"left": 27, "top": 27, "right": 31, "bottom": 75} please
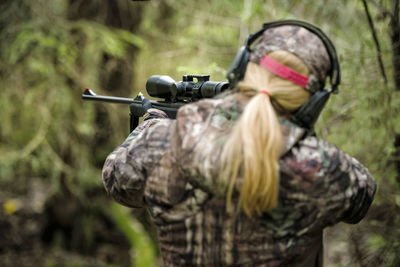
{"left": 82, "top": 88, "right": 135, "bottom": 104}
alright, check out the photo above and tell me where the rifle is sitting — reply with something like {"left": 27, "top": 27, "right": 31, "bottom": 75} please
{"left": 82, "top": 75, "right": 229, "bottom": 132}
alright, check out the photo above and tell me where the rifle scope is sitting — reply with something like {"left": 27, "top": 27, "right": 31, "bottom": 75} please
{"left": 146, "top": 75, "right": 229, "bottom": 101}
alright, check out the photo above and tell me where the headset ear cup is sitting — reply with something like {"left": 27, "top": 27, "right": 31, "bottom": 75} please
{"left": 292, "top": 90, "right": 331, "bottom": 129}
{"left": 227, "top": 46, "right": 250, "bottom": 88}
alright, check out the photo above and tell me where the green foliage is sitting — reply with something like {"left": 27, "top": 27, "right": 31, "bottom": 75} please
{"left": 110, "top": 204, "right": 157, "bottom": 267}
{"left": 0, "top": 0, "right": 142, "bottom": 191}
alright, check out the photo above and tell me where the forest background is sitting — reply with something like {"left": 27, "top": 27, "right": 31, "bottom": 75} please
{"left": 1, "top": 0, "right": 399, "bottom": 266}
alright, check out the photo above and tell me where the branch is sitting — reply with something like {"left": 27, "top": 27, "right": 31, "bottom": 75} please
{"left": 361, "top": 0, "right": 388, "bottom": 84}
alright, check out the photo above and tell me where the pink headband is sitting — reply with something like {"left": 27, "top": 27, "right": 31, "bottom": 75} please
{"left": 259, "top": 55, "right": 309, "bottom": 88}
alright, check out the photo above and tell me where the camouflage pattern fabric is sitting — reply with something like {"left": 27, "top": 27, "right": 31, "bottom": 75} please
{"left": 102, "top": 95, "right": 376, "bottom": 266}
{"left": 249, "top": 25, "right": 332, "bottom": 93}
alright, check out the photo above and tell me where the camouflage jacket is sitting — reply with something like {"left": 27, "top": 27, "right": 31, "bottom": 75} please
{"left": 102, "top": 95, "right": 376, "bottom": 267}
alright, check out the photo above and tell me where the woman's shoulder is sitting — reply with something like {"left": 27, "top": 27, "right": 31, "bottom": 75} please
{"left": 177, "top": 95, "right": 239, "bottom": 117}
{"left": 280, "top": 135, "right": 345, "bottom": 189}
{"left": 286, "top": 135, "right": 341, "bottom": 169}
{"left": 175, "top": 95, "right": 242, "bottom": 132}
{"left": 298, "top": 135, "right": 340, "bottom": 156}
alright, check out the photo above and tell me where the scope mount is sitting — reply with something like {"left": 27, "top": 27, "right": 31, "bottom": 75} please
{"left": 182, "top": 75, "right": 210, "bottom": 82}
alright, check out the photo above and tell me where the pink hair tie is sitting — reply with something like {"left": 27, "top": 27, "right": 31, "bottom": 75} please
{"left": 259, "top": 55, "right": 309, "bottom": 88}
{"left": 259, "top": 90, "right": 271, "bottom": 97}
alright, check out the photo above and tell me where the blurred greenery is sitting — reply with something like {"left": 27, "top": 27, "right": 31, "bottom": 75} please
{"left": 0, "top": 0, "right": 399, "bottom": 266}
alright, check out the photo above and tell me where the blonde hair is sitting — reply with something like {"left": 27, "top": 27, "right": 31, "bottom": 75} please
{"left": 219, "top": 50, "right": 310, "bottom": 217}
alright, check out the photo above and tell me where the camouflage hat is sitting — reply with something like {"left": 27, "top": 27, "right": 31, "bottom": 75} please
{"left": 249, "top": 25, "right": 331, "bottom": 93}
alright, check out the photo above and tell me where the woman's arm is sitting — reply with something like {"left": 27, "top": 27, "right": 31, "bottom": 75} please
{"left": 102, "top": 110, "right": 173, "bottom": 208}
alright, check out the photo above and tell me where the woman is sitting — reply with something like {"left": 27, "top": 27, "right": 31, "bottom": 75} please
{"left": 102, "top": 21, "right": 376, "bottom": 266}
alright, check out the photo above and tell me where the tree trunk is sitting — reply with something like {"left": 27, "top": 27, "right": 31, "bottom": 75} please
{"left": 390, "top": 0, "right": 400, "bottom": 185}
{"left": 391, "top": 0, "right": 400, "bottom": 91}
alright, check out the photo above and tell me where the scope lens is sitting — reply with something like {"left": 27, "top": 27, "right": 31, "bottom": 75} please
{"left": 146, "top": 75, "right": 176, "bottom": 98}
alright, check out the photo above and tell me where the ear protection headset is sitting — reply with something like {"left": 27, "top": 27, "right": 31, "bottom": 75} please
{"left": 226, "top": 20, "right": 341, "bottom": 129}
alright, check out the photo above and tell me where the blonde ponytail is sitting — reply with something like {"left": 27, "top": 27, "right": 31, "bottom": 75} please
{"left": 219, "top": 51, "right": 310, "bottom": 217}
